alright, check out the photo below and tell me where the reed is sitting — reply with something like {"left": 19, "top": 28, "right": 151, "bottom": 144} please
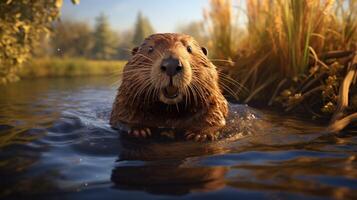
{"left": 205, "top": 0, "right": 357, "bottom": 131}
{"left": 204, "top": 0, "right": 236, "bottom": 59}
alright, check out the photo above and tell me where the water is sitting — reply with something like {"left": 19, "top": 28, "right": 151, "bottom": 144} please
{"left": 0, "top": 77, "right": 356, "bottom": 200}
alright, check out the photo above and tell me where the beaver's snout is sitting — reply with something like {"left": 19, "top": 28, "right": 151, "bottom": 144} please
{"left": 160, "top": 57, "right": 183, "bottom": 77}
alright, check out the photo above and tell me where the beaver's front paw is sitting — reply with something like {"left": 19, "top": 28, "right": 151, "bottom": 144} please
{"left": 184, "top": 131, "right": 220, "bottom": 142}
{"left": 127, "top": 128, "right": 152, "bottom": 138}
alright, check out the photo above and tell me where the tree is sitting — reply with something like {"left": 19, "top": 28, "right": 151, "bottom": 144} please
{"left": 51, "top": 20, "right": 94, "bottom": 58}
{"left": 0, "top": 0, "right": 79, "bottom": 84}
{"left": 92, "top": 14, "right": 118, "bottom": 60}
{"left": 132, "top": 12, "right": 155, "bottom": 46}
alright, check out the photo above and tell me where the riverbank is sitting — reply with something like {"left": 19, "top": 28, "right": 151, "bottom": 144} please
{"left": 18, "top": 58, "right": 125, "bottom": 79}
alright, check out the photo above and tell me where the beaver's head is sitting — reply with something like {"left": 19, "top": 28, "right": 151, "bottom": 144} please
{"left": 122, "top": 33, "right": 220, "bottom": 107}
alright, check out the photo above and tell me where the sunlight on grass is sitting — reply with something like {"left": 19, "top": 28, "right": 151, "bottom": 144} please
{"left": 18, "top": 58, "right": 125, "bottom": 78}
{"left": 206, "top": 0, "right": 357, "bottom": 131}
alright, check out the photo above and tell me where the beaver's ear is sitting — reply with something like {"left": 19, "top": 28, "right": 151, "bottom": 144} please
{"left": 131, "top": 47, "right": 139, "bottom": 55}
{"left": 201, "top": 47, "right": 208, "bottom": 56}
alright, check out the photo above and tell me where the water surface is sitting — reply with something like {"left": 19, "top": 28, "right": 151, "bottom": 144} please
{"left": 0, "top": 77, "right": 356, "bottom": 200}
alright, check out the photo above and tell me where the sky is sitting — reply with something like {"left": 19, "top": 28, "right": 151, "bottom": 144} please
{"left": 61, "top": 0, "right": 210, "bottom": 33}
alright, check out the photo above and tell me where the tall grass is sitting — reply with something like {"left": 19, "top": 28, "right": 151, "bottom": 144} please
{"left": 233, "top": 0, "right": 337, "bottom": 88}
{"left": 206, "top": 0, "right": 357, "bottom": 130}
{"left": 18, "top": 58, "right": 125, "bottom": 78}
{"left": 206, "top": 0, "right": 356, "bottom": 98}
{"left": 204, "top": 0, "right": 236, "bottom": 59}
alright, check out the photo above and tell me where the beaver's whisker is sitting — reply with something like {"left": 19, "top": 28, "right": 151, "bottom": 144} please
{"left": 219, "top": 82, "right": 239, "bottom": 100}
{"left": 144, "top": 84, "right": 156, "bottom": 106}
{"left": 126, "top": 63, "right": 151, "bottom": 69}
{"left": 152, "top": 49, "right": 164, "bottom": 59}
{"left": 127, "top": 83, "right": 141, "bottom": 104}
{"left": 127, "top": 63, "right": 151, "bottom": 69}
{"left": 198, "top": 79, "right": 219, "bottom": 99}
{"left": 151, "top": 86, "right": 159, "bottom": 102}
{"left": 123, "top": 66, "right": 151, "bottom": 71}
{"left": 210, "top": 58, "right": 235, "bottom": 63}
{"left": 218, "top": 71, "right": 248, "bottom": 92}
{"left": 143, "top": 85, "right": 152, "bottom": 105}
{"left": 190, "top": 83, "right": 205, "bottom": 107}
{"left": 191, "top": 77, "right": 214, "bottom": 107}
{"left": 120, "top": 64, "right": 152, "bottom": 69}
{"left": 185, "top": 85, "right": 190, "bottom": 105}
{"left": 119, "top": 70, "right": 152, "bottom": 79}
{"left": 119, "top": 69, "right": 151, "bottom": 77}
{"left": 130, "top": 81, "right": 152, "bottom": 106}
{"left": 192, "top": 83, "right": 204, "bottom": 107}
{"left": 110, "top": 79, "right": 121, "bottom": 88}
{"left": 217, "top": 76, "right": 247, "bottom": 97}
{"left": 126, "top": 75, "right": 151, "bottom": 98}
{"left": 117, "top": 47, "right": 133, "bottom": 53}
{"left": 219, "top": 76, "right": 243, "bottom": 90}
{"left": 183, "top": 86, "right": 189, "bottom": 109}
{"left": 175, "top": 103, "right": 179, "bottom": 113}
{"left": 146, "top": 85, "right": 154, "bottom": 104}
{"left": 118, "top": 68, "right": 151, "bottom": 75}
{"left": 153, "top": 87, "right": 160, "bottom": 102}
{"left": 187, "top": 85, "right": 197, "bottom": 106}
{"left": 187, "top": 85, "right": 194, "bottom": 107}
{"left": 135, "top": 53, "right": 154, "bottom": 62}
{"left": 130, "top": 59, "right": 153, "bottom": 64}
{"left": 125, "top": 63, "right": 152, "bottom": 68}
{"left": 220, "top": 80, "right": 242, "bottom": 97}
{"left": 135, "top": 53, "right": 153, "bottom": 61}
{"left": 118, "top": 64, "right": 151, "bottom": 72}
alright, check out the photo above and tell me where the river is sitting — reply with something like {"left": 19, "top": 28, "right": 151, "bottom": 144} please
{"left": 0, "top": 77, "right": 356, "bottom": 199}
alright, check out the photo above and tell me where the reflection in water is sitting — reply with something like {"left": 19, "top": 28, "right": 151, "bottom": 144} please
{"left": 111, "top": 132, "right": 230, "bottom": 195}
{"left": 111, "top": 165, "right": 227, "bottom": 195}
{"left": 0, "top": 77, "right": 356, "bottom": 199}
{"left": 227, "top": 155, "right": 357, "bottom": 199}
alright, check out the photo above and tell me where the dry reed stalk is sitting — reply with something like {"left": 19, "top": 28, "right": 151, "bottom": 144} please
{"left": 328, "top": 113, "right": 357, "bottom": 132}
{"left": 330, "top": 54, "right": 356, "bottom": 124}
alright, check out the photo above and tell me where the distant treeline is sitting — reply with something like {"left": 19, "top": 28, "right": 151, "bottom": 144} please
{"left": 35, "top": 12, "right": 154, "bottom": 60}
{"left": 37, "top": 12, "right": 209, "bottom": 61}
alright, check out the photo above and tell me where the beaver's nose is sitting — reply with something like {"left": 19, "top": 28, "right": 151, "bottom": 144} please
{"left": 160, "top": 57, "right": 183, "bottom": 76}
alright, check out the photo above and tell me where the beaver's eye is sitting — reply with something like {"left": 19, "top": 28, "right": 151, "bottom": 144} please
{"left": 148, "top": 46, "right": 154, "bottom": 53}
{"left": 187, "top": 45, "right": 192, "bottom": 53}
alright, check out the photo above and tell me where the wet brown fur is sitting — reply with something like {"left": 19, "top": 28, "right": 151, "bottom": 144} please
{"left": 110, "top": 33, "right": 228, "bottom": 141}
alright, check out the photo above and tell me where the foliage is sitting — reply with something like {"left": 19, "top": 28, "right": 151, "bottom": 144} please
{"left": 92, "top": 14, "right": 119, "bottom": 60}
{"left": 18, "top": 58, "right": 125, "bottom": 78}
{"left": 51, "top": 20, "right": 94, "bottom": 58}
{"left": 132, "top": 12, "right": 155, "bottom": 46}
{"left": 0, "top": 0, "right": 66, "bottom": 84}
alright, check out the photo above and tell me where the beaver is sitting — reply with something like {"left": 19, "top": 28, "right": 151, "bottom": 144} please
{"left": 110, "top": 33, "right": 228, "bottom": 141}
